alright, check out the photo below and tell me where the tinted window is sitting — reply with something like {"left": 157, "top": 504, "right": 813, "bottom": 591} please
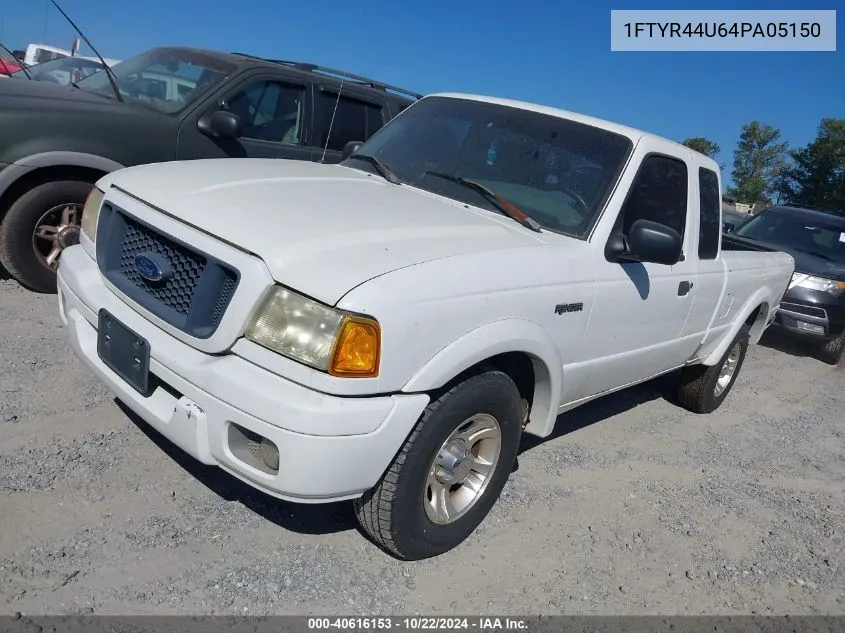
{"left": 225, "top": 81, "right": 306, "bottom": 144}
{"left": 618, "top": 155, "right": 688, "bottom": 239}
{"left": 698, "top": 167, "right": 720, "bottom": 259}
{"left": 736, "top": 211, "right": 845, "bottom": 264}
{"left": 319, "top": 93, "right": 384, "bottom": 151}
{"left": 35, "top": 49, "right": 66, "bottom": 64}
{"left": 346, "top": 96, "right": 633, "bottom": 238}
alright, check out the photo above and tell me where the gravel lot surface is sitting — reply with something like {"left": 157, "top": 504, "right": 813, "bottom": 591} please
{"left": 0, "top": 275, "right": 843, "bottom": 616}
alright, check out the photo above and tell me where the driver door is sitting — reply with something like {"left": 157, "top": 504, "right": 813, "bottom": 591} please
{"left": 564, "top": 150, "right": 701, "bottom": 403}
{"left": 176, "top": 73, "right": 316, "bottom": 161}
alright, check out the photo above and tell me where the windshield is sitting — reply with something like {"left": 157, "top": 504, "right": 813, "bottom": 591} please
{"left": 735, "top": 210, "right": 845, "bottom": 264}
{"left": 346, "top": 96, "right": 634, "bottom": 238}
{"left": 12, "top": 56, "right": 105, "bottom": 84}
{"left": 75, "top": 47, "right": 236, "bottom": 114}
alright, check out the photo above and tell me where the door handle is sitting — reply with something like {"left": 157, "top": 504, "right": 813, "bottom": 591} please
{"left": 678, "top": 281, "right": 693, "bottom": 296}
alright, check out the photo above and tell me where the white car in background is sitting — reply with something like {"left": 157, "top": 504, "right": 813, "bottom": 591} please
{"left": 20, "top": 42, "right": 119, "bottom": 68}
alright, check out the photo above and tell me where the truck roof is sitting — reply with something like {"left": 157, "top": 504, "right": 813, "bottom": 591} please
{"left": 765, "top": 204, "right": 845, "bottom": 226}
{"left": 429, "top": 92, "right": 720, "bottom": 171}
{"left": 154, "top": 46, "right": 421, "bottom": 102}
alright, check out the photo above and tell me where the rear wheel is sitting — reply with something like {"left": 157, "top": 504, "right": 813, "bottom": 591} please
{"left": 0, "top": 180, "right": 93, "bottom": 293}
{"left": 817, "top": 333, "right": 845, "bottom": 366}
{"left": 353, "top": 370, "right": 523, "bottom": 560}
{"left": 676, "top": 327, "right": 749, "bottom": 414}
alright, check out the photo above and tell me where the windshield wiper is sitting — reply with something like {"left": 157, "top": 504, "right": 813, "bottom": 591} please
{"left": 424, "top": 171, "right": 542, "bottom": 232}
{"left": 347, "top": 154, "right": 401, "bottom": 184}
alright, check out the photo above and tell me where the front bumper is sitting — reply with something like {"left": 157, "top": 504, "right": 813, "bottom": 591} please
{"left": 56, "top": 245, "right": 429, "bottom": 503}
{"left": 772, "top": 286, "right": 845, "bottom": 340}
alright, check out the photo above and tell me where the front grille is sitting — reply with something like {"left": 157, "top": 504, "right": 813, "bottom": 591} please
{"left": 118, "top": 215, "right": 207, "bottom": 317}
{"left": 211, "top": 275, "right": 238, "bottom": 326}
{"left": 779, "top": 301, "right": 827, "bottom": 320}
{"left": 96, "top": 203, "right": 240, "bottom": 339}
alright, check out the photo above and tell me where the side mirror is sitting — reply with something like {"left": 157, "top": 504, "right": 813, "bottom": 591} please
{"left": 198, "top": 110, "right": 243, "bottom": 139}
{"left": 342, "top": 140, "right": 363, "bottom": 160}
{"left": 606, "top": 219, "right": 683, "bottom": 266}
{"left": 723, "top": 222, "right": 736, "bottom": 233}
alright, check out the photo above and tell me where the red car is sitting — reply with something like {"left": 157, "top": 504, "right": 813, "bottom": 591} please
{"left": 0, "top": 51, "right": 25, "bottom": 76}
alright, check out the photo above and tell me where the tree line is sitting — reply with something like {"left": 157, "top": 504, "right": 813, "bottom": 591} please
{"left": 682, "top": 118, "right": 845, "bottom": 215}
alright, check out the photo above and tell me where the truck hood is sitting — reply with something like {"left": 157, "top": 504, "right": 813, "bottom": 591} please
{"left": 725, "top": 234, "right": 845, "bottom": 281}
{"left": 99, "top": 159, "right": 549, "bottom": 305}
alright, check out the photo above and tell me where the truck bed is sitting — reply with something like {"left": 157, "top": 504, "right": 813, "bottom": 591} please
{"left": 688, "top": 239, "right": 794, "bottom": 364}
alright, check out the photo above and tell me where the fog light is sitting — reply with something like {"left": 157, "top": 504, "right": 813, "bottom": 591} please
{"left": 259, "top": 437, "right": 279, "bottom": 471}
{"left": 796, "top": 320, "right": 825, "bottom": 334}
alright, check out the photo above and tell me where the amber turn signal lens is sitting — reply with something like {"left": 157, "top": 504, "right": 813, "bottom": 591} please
{"left": 329, "top": 316, "right": 380, "bottom": 377}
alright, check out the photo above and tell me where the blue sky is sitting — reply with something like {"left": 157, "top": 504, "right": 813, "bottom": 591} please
{"left": 1, "top": 0, "right": 842, "bottom": 187}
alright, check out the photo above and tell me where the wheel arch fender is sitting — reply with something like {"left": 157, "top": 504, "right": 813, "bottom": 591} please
{"left": 701, "top": 287, "right": 772, "bottom": 366}
{"left": 401, "top": 319, "right": 563, "bottom": 439}
{"left": 11, "top": 151, "right": 125, "bottom": 174}
{"left": 0, "top": 152, "right": 125, "bottom": 220}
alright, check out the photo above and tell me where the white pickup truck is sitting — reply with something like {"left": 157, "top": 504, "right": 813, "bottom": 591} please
{"left": 56, "top": 93, "right": 794, "bottom": 560}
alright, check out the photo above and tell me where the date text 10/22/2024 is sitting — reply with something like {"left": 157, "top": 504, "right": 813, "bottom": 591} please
{"left": 307, "top": 618, "right": 529, "bottom": 631}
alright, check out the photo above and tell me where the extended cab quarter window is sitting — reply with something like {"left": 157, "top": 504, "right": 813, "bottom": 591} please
{"left": 319, "top": 92, "right": 385, "bottom": 151}
{"left": 698, "top": 167, "right": 721, "bottom": 259}
{"left": 618, "top": 154, "right": 688, "bottom": 240}
{"left": 225, "top": 80, "right": 305, "bottom": 144}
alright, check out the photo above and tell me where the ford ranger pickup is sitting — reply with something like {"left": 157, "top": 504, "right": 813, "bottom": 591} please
{"left": 55, "top": 93, "right": 795, "bottom": 560}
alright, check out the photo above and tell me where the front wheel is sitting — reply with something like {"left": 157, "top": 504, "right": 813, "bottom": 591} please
{"left": 817, "top": 333, "right": 845, "bottom": 366}
{"left": 0, "top": 180, "right": 94, "bottom": 293}
{"left": 354, "top": 370, "right": 524, "bottom": 560}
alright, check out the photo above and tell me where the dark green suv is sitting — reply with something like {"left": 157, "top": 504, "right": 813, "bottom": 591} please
{"left": 0, "top": 46, "right": 419, "bottom": 292}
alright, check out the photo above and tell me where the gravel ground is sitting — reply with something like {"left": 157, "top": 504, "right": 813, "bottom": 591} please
{"left": 0, "top": 276, "right": 843, "bottom": 616}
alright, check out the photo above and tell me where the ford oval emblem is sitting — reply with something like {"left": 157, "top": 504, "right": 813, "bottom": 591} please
{"left": 134, "top": 253, "right": 169, "bottom": 282}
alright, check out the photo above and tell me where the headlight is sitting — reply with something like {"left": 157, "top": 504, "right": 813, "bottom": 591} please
{"left": 80, "top": 186, "right": 105, "bottom": 242}
{"left": 793, "top": 274, "right": 845, "bottom": 297}
{"left": 244, "top": 286, "right": 381, "bottom": 377}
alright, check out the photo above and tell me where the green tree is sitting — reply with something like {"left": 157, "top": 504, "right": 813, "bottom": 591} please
{"left": 682, "top": 137, "right": 724, "bottom": 170}
{"left": 682, "top": 137, "right": 720, "bottom": 158}
{"left": 777, "top": 118, "right": 845, "bottom": 214}
{"left": 727, "top": 121, "right": 789, "bottom": 205}
{"left": 770, "top": 155, "right": 792, "bottom": 204}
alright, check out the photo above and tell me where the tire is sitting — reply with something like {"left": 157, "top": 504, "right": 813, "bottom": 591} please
{"left": 817, "top": 333, "right": 845, "bottom": 366}
{"left": 0, "top": 180, "right": 93, "bottom": 293}
{"left": 676, "top": 327, "right": 749, "bottom": 414}
{"left": 354, "top": 370, "right": 524, "bottom": 560}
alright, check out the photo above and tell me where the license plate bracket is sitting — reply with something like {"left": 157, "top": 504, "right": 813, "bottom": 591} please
{"left": 97, "top": 309, "right": 152, "bottom": 396}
